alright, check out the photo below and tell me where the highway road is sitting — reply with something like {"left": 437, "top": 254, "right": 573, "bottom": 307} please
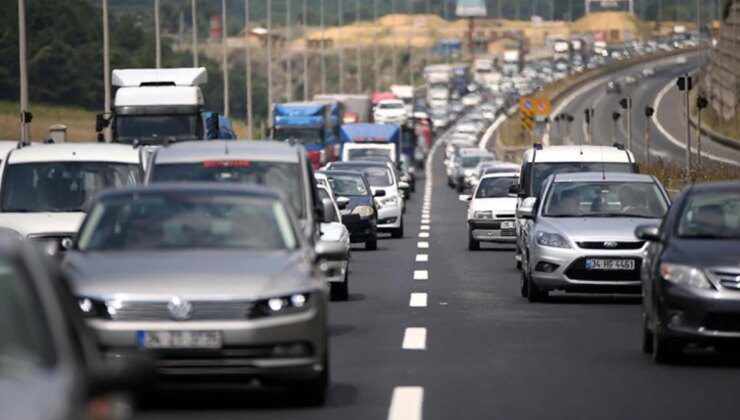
{"left": 552, "top": 53, "right": 740, "bottom": 166}
{"left": 137, "top": 122, "right": 740, "bottom": 420}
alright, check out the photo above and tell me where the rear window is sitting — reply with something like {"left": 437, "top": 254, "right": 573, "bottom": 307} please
{"left": 528, "top": 162, "right": 635, "bottom": 197}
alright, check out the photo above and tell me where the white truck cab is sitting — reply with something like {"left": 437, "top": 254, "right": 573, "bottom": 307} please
{"left": 341, "top": 142, "right": 397, "bottom": 163}
{"left": 0, "top": 143, "right": 143, "bottom": 254}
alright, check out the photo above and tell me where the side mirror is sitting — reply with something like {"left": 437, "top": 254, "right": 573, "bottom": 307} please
{"left": 374, "top": 189, "right": 386, "bottom": 197}
{"left": 95, "top": 113, "right": 108, "bottom": 133}
{"left": 314, "top": 239, "right": 348, "bottom": 262}
{"left": 635, "top": 224, "right": 661, "bottom": 242}
{"left": 517, "top": 197, "right": 537, "bottom": 219}
{"left": 398, "top": 181, "right": 410, "bottom": 190}
{"left": 336, "top": 196, "right": 350, "bottom": 210}
{"left": 458, "top": 194, "right": 471, "bottom": 202}
{"left": 320, "top": 198, "right": 334, "bottom": 224}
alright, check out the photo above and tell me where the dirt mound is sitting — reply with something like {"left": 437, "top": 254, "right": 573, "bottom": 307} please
{"left": 572, "top": 11, "right": 650, "bottom": 38}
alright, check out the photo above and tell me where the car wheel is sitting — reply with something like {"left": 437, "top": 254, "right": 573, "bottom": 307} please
{"left": 520, "top": 266, "right": 529, "bottom": 297}
{"left": 447, "top": 177, "right": 454, "bottom": 188}
{"left": 456, "top": 183, "right": 464, "bottom": 193}
{"left": 391, "top": 220, "right": 404, "bottom": 238}
{"left": 365, "top": 237, "right": 377, "bottom": 250}
{"left": 468, "top": 230, "right": 480, "bottom": 251}
{"left": 525, "top": 255, "right": 547, "bottom": 302}
{"left": 642, "top": 314, "right": 653, "bottom": 354}
{"left": 330, "top": 277, "right": 349, "bottom": 301}
{"left": 652, "top": 321, "right": 682, "bottom": 364}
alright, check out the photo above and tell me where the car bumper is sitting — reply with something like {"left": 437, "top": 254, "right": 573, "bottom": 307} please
{"left": 658, "top": 283, "right": 740, "bottom": 341}
{"left": 88, "top": 307, "right": 326, "bottom": 381}
{"left": 377, "top": 205, "right": 403, "bottom": 229}
{"left": 530, "top": 245, "right": 644, "bottom": 292}
{"left": 468, "top": 220, "right": 517, "bottom": 243}
{"left": 341, "top": 214, "right": 377, "bottom": 242}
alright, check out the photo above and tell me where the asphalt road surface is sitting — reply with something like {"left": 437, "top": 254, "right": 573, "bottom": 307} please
{"left": 137, "top": 121, "right": 740, "bottom": 420}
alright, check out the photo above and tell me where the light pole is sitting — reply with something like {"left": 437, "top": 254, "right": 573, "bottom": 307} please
{"left": 645, "top": 106, "right": 654, "bottom": 166}
{"left": 103, "top": 0, "right": 111, "bottom": 142}
{"left": 245, "top": 0, "right": 253, "bottom": 136}
{"left": 267, "top": 0, "right": 273, "bottom": 124}
{"left": 18, "top": 0, "right": 30, "bottom": 143}
{"left": 320, "top": 0, "right": 326, "bottom": 94}
{"left": 611, "top": 111, "right": 621, "bottom": 143}
{"left": 303, "top": 0, "right": 309, "bottom": 100}
{"left": 619, "top": 96, "right": 633, "bottom": 150}
{"left": 391, "top": 0, "right": 397, "bottom": 84}
{"left": 286, "top": 0, "right": 293, "bottom": 101}
{"left": 192, "top": 0, "right": 198, "bottom": 66}
{"left": 356, "top": 0, "right": 363, "bottom": 93}
{"left": 338, "top": 0, "right": 345, "bottom": 93}
{"left": 373, "top": 0, "right": 379, "bottom": 91}
{"left": 221, "top": 0, "right": 229, "bottom": 117}
{"left": 696, "top": 94, "right": 708, "bottom": 168}
{"left": 155, "top": 0, "right": 161, "bottom": 68}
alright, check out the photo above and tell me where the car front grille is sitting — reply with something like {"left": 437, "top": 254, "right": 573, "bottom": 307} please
{"left": 704, "top": 313, "right": 740, "bottom": 332}
{"left": 577, "top": 241, "right": 645, "bottom": 250}
{"left": 110, "top": 300, "right": 255, "bottom": 321}
{"left": 712, "top": 270, "right": 740, "bottom": 291}
{"left": 564, "top": 257, "right": 642, "bottom": 281}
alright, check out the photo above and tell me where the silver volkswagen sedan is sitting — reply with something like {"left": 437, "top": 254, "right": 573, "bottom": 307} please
{"left": 63, "top": 183, "right": 344, "bottom": 404}
{"left": 518, "top": 172, "right": 670, "bottom": 302}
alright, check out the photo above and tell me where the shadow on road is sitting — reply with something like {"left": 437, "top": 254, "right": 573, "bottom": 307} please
{"left": 544, "top": 294, "right": 641, "bottom": 305}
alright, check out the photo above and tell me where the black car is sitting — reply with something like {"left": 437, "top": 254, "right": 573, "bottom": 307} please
{"left": 319, "top": 170, "right": 379, "bottom": 250}
{"left": 637, "top": 181, "right": 740, "bottom": 364}
{"left": 0, "top": 232, "right": 149, "bottom": 419}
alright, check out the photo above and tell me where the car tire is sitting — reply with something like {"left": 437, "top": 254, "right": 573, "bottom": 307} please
{"left": 456, "top": 183, "right": 464, "bottom": 193}
{"left": 468, "top": 230, "right": 480, "bottom": 251}
{"left": 365, "top": 237, "right": 377, "bottom": 250}
{"left": 652, "top": 321, "right": 682, "bottom": 364}
{"left": 391, "top": 220, "right": 404, "bottom": 238}
{"left": 447, "top": 177, "right": 454, "bottom": 188}
{"left": 525, "top": 255, "right": 547, "bottom": 302}
{"left": 642, "top": 314, "right": 654, "bottom": 354}
{"left": 330, "top": 276, "right": 349, "bottom": 301}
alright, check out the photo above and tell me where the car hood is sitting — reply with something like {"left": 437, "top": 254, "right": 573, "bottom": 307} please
{"left": 470, "top": 197, "right": 517, "bottom": 214}
{"left": 538, "top": 217, "right": 662, "bottom": 242}
{"left": 64, "top": 250, "right": 316, "bottom": 300}
{"left": 666, "top": 239, "right": 740, "bottom": 268}
{"left": 0, "top": 212, "right": 84, "bottom": 237}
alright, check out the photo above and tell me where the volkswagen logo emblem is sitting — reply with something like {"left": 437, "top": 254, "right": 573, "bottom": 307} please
{"left": 603, "top": 241, "right": 619, "bottom": 249}
{"left": 167, "top": 297, "right": 192, "bottom": 321}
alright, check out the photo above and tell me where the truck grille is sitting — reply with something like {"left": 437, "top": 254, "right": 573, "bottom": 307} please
{"left": 110, "top": 300, "right": 254, "bottom": 321}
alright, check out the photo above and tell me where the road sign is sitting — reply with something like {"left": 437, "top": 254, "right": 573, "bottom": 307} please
{"left": 520, "top": 107, "right": 534, "bottom": 132}
{"left": 519, "top": 97, "right": 551, "bottom": 117}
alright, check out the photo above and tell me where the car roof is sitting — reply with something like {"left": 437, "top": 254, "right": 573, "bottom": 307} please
{"left": 152, "top": 140, "right": 301, "bottom": 164}
{"left": 688, "top": 180, "right": 740, "bottom": 193}
{"left": 97, "top": 182, "right": 284, "bottom": 201}
{"left": 318, "top": 169, "right": 368, "bottom": 178}
{"left": 329, "top": 161, "right": 388, "bottom": 168}
{"left": 6, "top": 143, "right": 141, "bottom": 164}
{"left": 522, "top": 145, "right": 634, "bottom": 163}
{"left": 459, "top": 148, "right": 493, "bottom": 156}
{"left": 480, "top": 172, "right": 520, "bottom": 180}
{"left": 553, "top": 172, "right": 655, "bottom": 183}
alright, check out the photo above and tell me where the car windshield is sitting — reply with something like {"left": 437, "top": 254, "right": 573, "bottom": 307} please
{"left": 77, "top": 194, "right": 297, "bottom": 251}
{"left": 151, "top": 161, "right": 304, "bottom": 218}
{"left": 324, "top": 174, "right": 369, "bottom": 196}
{"left": 677, "top": 191, "right": 740, "bottom": 239}
{"left": 1, "top": 162, "right": 142, "bottom": 213}
{"left": 0, "top": 259, "right": 56, "bottom": 379}
{"left": 347, "top": 148, "right": 392, "bottom": 161}
{"left": 332, "top": 165, "right": 392, "bottom": 187}
{"left": 461, "top": 155, "right": 491, "bottom": 168}
{"left": 530, "top": 162, "right": 635, "bottom": 196}
{"left": 114, "top": 113, "right": 201, "bottom": 144}
{"left": 273, "top": 128, "right": 323, "bottom": 146}
{"left": 476, "top": 177, "right": 519, "bottom": 199}
{"left": 543, "top": 181, "right": 668, "bottom": 218}
{"left": 379, "top": 102, "right": 404, "bottom": 110}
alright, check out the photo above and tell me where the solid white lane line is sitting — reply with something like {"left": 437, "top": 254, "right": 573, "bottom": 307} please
{"left": 409, "top": 293, "right": 428, "bottom": 307}
{"left": 420, "top": 225, "right": 430, "bottom": 231}
{"left": 418, "top": 232, "right": 429, "bottom": 238}
{"left": 402, "top": 328, "right": 427, "bottom": 350}
{"left": 417, "top": 241, "right": 429, "bottom": 249}
{"left": 415, "top": 254, "right": 428, "bottom": 262}
{"left": 413, "top": 270, "right": 428, "bottom": 280}
{"left": 388, "top": 386, "right": 424, "bottom": 420}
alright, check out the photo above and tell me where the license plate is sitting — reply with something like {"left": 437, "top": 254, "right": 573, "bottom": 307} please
{"left": 585, "top": 259, "right": 635, "bottom": 271}
{"left": 501, "top": 221, "right": 515, "bottom": 229}
{"left": 138, "top": 330, "right": 222, "bottom": 349}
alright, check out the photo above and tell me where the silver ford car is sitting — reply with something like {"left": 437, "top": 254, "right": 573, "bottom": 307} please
{"left": 518, "top": 172, "right": 670, "bottom": 302}
{"left": 62, "top": 184, "right": 344, "bottom": 404}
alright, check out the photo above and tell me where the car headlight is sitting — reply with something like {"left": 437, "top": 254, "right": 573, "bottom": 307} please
{"left": 473, "top": 210, "right": 493, "bottom": 219}
{"left": 660, "top": 263, "right": 712, "bottom": 289}
{"left": 377, "top": 195, "right": 399, "bottom": 208}
{"left": 252, "top": 293, "right": 312, "bottom": 318}
{"left": 351, "top": 205, "right": 374, "bottom": 218}
{"left": 535, "top": 231, "right": 571, "bottom": 248}
{"left": 77, "top": 297, "right": 111, "bottom": 319}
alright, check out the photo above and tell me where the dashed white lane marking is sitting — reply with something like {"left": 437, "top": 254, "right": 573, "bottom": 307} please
{"left": 409, "top": 293, "right": 428, "bottom": 307}
{"left": 418, "top": 232, "right": 429, "bottom": 238}
{"left": 402, "top": 327, "right": 427, "bottom": 350}
{"left": 415, "top": 254, "right": 428, "bottom": 262}
{"left": 413, "top": 270, "right": 428, "bottom": 280}
{"left": 420, "top": 225, "right": 430, "bottom": 231}
{"left": 388, "top": 386, "right": 424, "bottom": 420}
{"left": 417, "top": 241, "right": 429, "bottom": 249}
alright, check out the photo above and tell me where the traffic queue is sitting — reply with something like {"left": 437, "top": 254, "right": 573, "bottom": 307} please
{"left": 0, "top": 68, "right": 440, "bottom": 414}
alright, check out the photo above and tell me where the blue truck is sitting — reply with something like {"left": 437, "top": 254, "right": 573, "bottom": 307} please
{"left": 272, "top": 102, "right": 343, "bottom": 168}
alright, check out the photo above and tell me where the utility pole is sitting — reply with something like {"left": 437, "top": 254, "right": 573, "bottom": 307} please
{"left": 267, "top": 0, "right": 273, "bottom": 125}
{"left": 677, "top": 74, "right": 692, "bottom": 182}
{"left": 391, "top": 0, "right": 397, "bottom": 84}
{"left": 245, "top": 0, "right": 253, "bottom": 137}
{"left": 222, "top": 0, "right": 229, "bottom": 116}
{"left": 303, "top": 0, "right": 309, "bottom": 100}
{"left": 338, "top": 0, "right": 345, "bottom": 93}
{"left": 356, "top": 0, "right": 363, "bottom": 93}
{"left": 657, "top": 0, "right": 662, "bottom": 31}
{"left": 696, "top": 0, "right": 701, "bottom": 33}
{"left": 497, "top": 0, "right": 502, "bottom": 19}
{"left": 645, "top": 106, "right": 655, "bottom": 166}
{"left": 155, "top": 0, "right": 161, "bottom": 68}
{"left": 611, "top": 112, "right": 621, "bottom": 143}
{"left": 18, "top": 0, "right": 30, "bottom": 143}
{"left": 320, "top": 0, "right": 326, "bottom": 94}
{"left": 426, "top": 0, "right": 432, "bottom": 67}
{"left": 286, "top": 0, "right": 293, "bottom": 101}
{"left": 407, "top": 0, "right": 414, "bottom": 87}
{"left": 515, "top": 0, "right": 521, "bottom": 20}
{"left": 191, "top": 0, "right": 199, "bottom": 66}
{"left": 620, "top": 96, "right": 633, "bottom": 150}
{"left": 373, "top": 0, "right": 379, "bottom": 91}
{"left": 550, "top": 0, "right": 555, "bottom": 21}
{"left": 696, "top": 94, "right": 708, "bottom": 168}
{"left": 584, "top": 108, "right": 593, "bottom": 144}
{"left": 103, "top": 0, "right": 111, "bottom": 142}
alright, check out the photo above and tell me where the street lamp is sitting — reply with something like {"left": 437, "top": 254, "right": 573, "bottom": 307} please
{"left": 696, "top": 94, "right": 709, "bottom": 168}
{"left": 611, "top": 111, "right": 621, "bottom": 144}
{"left": 18, "top": 0, "right": 31, "bottom": 143}
{"left": 644, "top": 106, "right": 655, "bottom": 166}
